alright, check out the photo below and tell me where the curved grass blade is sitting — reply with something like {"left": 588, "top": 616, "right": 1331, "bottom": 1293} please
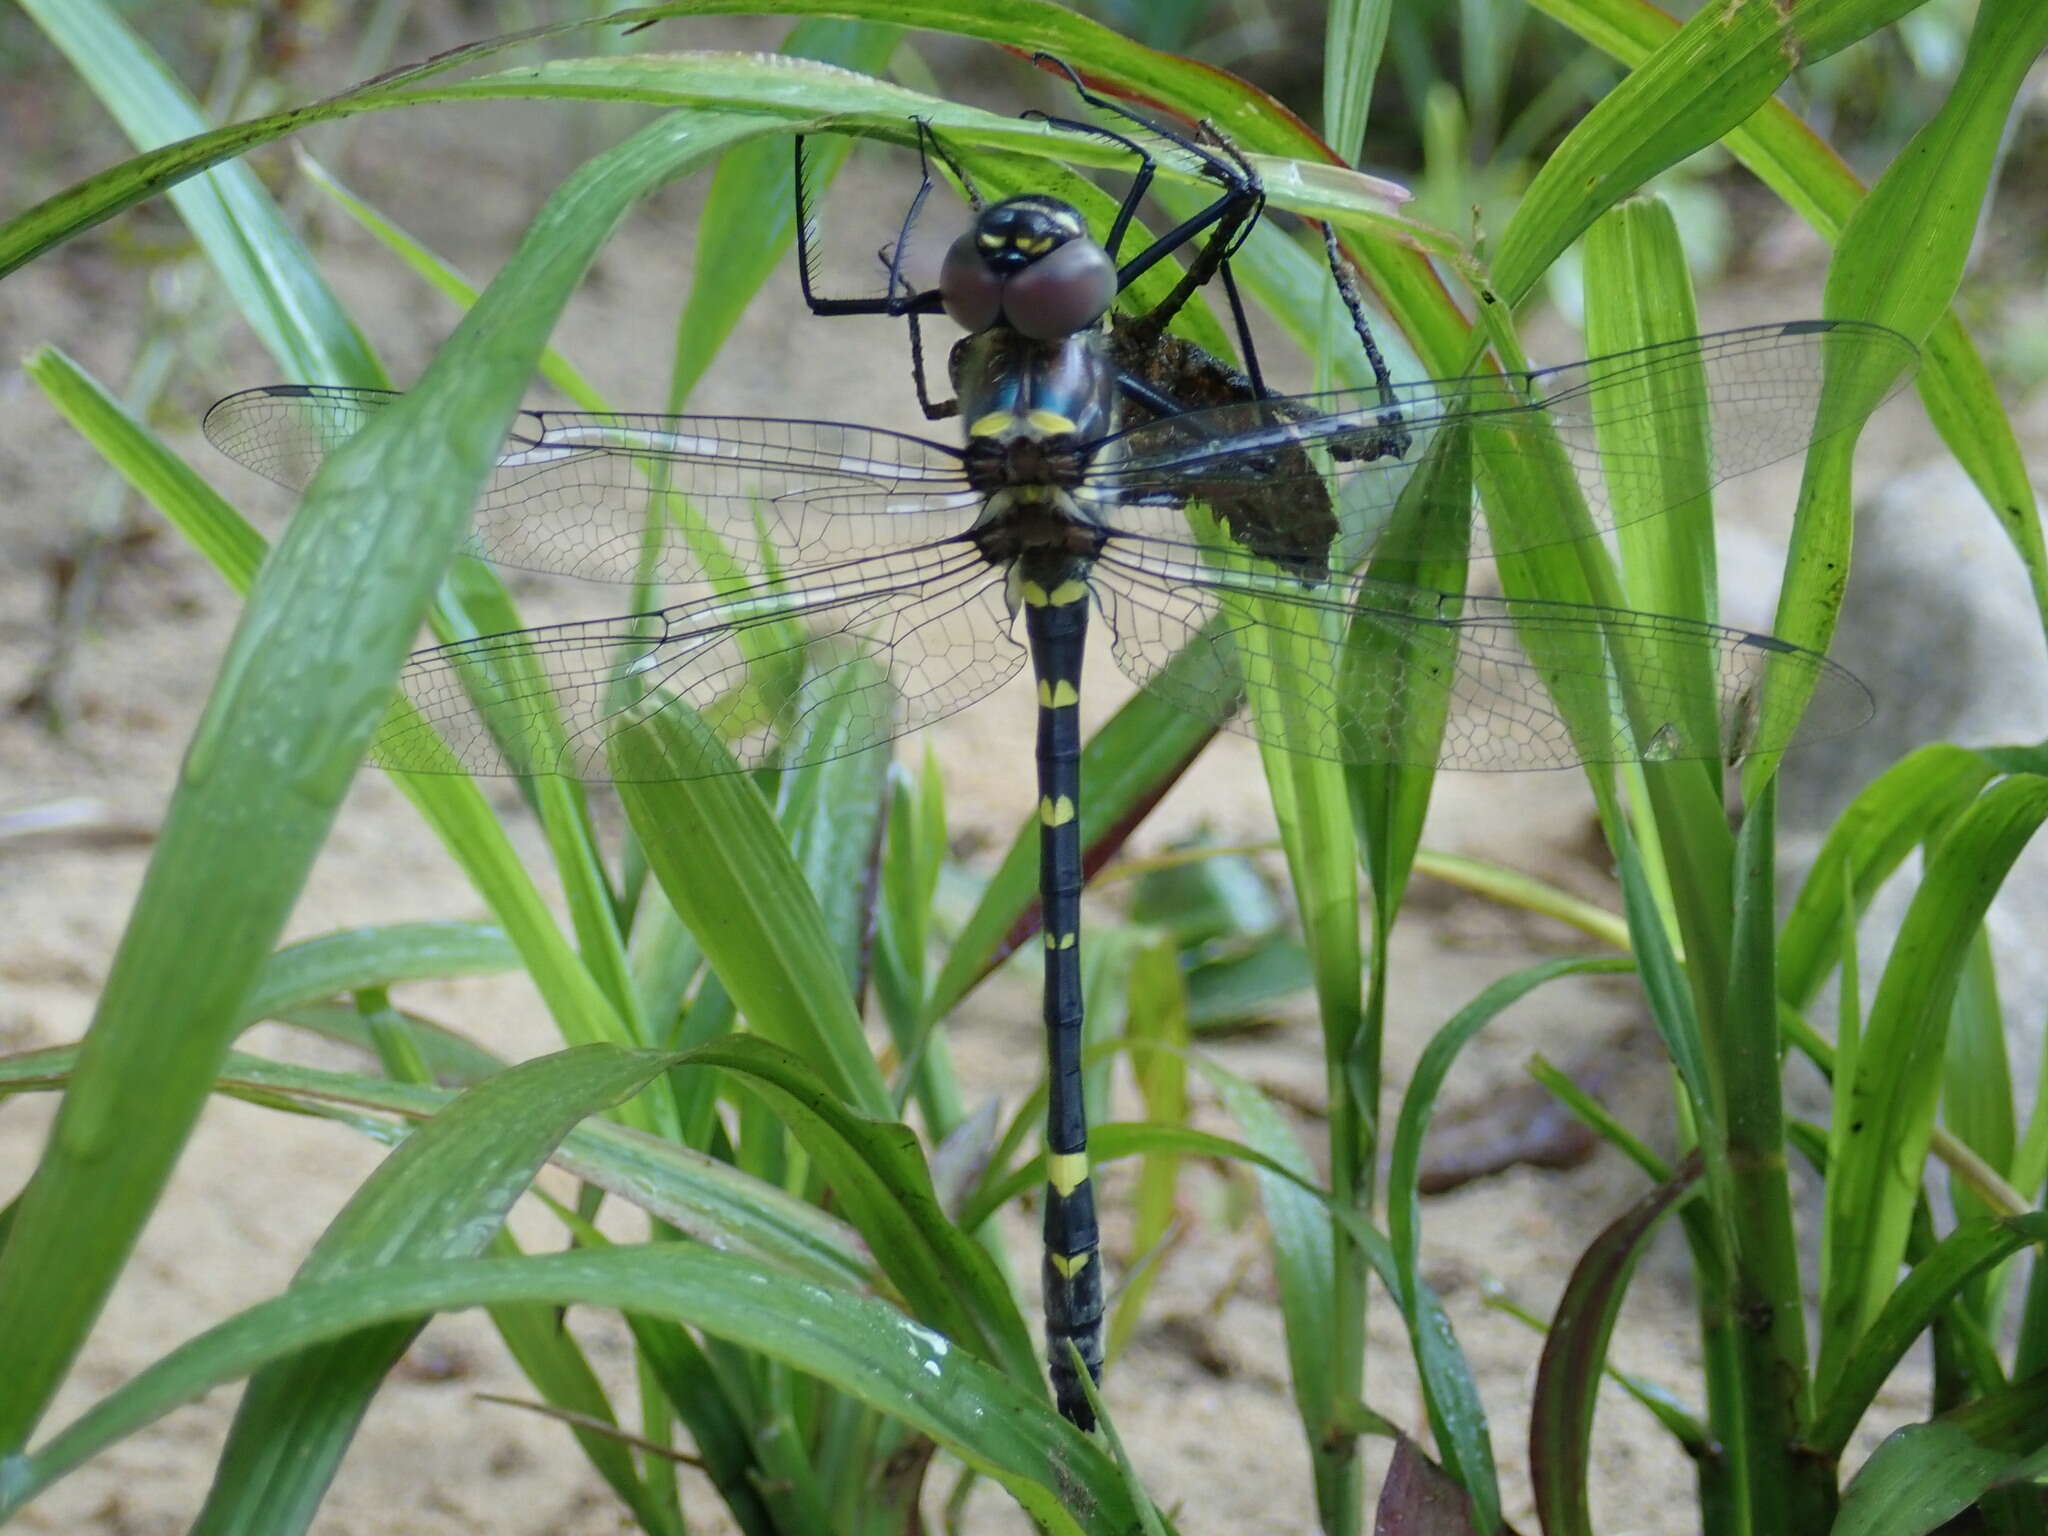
{"left": 1532, "top": 0, "right": 2047, "bottom": 641}
{"left": 684, "top": 1035, "right": 1040, "bottom": 1394}
{"left": 236, "top": 923, "right": 519, "bottom": 1029}
{"left": 1812, "top": 1211, "right": 2048, "bottom": 1460}
{"left": 671, "top": 20, "right": 901, "bottom": 408}
{"left": 1769, "top": 0, "right": 2044, "bottom": 755}
{"left": 1818, "top": 775, "right": 2048, "bottom": 1383}
{"left": 1, "top": 35, "right": 1405, "bottom": 283}
{"left": 191, "top": 1045, "right": 683, "bottom": 1531}
{"left": 1529, "top": 1154, "right": 1703, "bottom": 1536}
{"left": 1833, "top": 1369, "right": 2048, "bottom": 1536}
{"left": 1491, "top": 0, "right": 1923, "bottom": 305}
{"left": 1777, "top": 745, "right": 2000, "bottom": 1013}
{"left": 0, "top": 1043, "right": 874, "bottom": 1295}
{"left": 614, "top": 710, "right": 891, "bottom": 1118}
{"left": 0, "top": 1247, "right": 1140, "bottom": 1534}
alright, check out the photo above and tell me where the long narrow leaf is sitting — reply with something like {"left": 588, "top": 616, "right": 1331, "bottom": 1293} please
{"left": 0, "top": 109, "right": 770, "bottom": 1449}
{"left": 1819, "top": 775, "right": 2048, "bottom": 1382}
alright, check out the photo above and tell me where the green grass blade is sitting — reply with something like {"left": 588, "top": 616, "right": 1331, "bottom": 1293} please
{"left": 1833, "top": 1369, "right": 2048, "bottom": 1536}
{"left": 1253, "top": 640, "right": 1369, "bottom": 1528}
{"left": 296, "top": 151, "right": 608, "bottom": 407}
{"left": 1767, "top": 0, "right": 2045, "bottom": 749}
{"left": 1614, "top": 821, "right": 1723, "bottom": 1216}
{"left": 0, "top": 1044, "right": 873, "bottom": 1290}
{"left": 1721, "top": 779, "right": 1827, "bottom": 1528}
{"left": 1323, "top": 0, "right": 1394, "bottom": 164}
{"left": 485, "top": 1244, "right": 672, "bottom": 1534}
{"left": 1777, "top": 746, "right": 2001, "bottom": 1012}
{"left": 1491, "top": 0, "right": 1921, "bottom": 305}
{"left": 654, "top": 1036, "right": 1040, "bottom": 1393}
{"left": 773, "top": 678, "right": 895, "bottom": 997}
{"left": 274, "top": 1004, "right": 507, "bottom": 1087}
{"left": 0, "top": 1247, "right": 1138, "bottom": 1535}
{"left": 1108, "top": 940, "right": 1191, "bottom": 1365}
{"left": 1195, "top": 1058, "right": 1334, "bottom": 1434}
{"left": 1812, "top": 1211, "right": 2048, "bottom": 1460}
{"left": 0, "top": 108, "right": 769, "bottom": 1451}
{"left": 2, "top": 35, "right": 1404, "bottom": 283}
{"left": 1346, "top": 421, "right": 1473, "bottom": 923}
{"left": 191, "top": 1046, "right": 681, "bottom": 1531}
{"left": 28, "top": 297, "right": 651, "bottom": 1079}
{"left": 237, "top": 923, "right": 519, "bottom": 1027}
{"left": 1583, "top": 199, "right": 1715, "bottom": 738}
{"left": 1818, "top": 775, "right": 2048, "bottom": 1385}
{"left": 1943, "top": 929, "right": 2017, "bottom": 1327}
{"left": 614, "top": 730, "right": 889, "bottom": 1119}
{"left": 1531, "top": 0, "right": 2048, "bottom": 642}
{"left": 1388, "top": 958, "right": 1631, "bottom": 1528}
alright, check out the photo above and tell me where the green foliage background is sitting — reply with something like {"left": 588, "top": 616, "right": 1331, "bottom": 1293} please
{"left": 1, "top": 2, "right": 2045, "bottom": 1533}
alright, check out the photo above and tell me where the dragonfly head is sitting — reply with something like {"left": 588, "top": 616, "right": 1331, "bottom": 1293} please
{"left": 941, "top": 195, "right": 1116, "bottom": 343}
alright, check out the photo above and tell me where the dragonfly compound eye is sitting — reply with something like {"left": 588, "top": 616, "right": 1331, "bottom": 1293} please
{"left": 939, "top": 230, "right": 1006, "bottom": 333}
{"left": 1000, "top": 238, "right": 1116, "bottom": 341}
{"left": 940, "top": 196, "right": 1114, "bottom": 340}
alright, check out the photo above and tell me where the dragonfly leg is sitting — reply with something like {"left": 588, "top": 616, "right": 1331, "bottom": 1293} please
{"left": 1318, "top": 222, "right": 1406, "bottom": 443}
{"left": 906, "top": 310, "right": 959, "bottom": 422}
{"left": 1026, "top": 53, "right": 1265, "bottom": 370}
{"left": 793, "top": 131, "right": 946, "bottom": 321}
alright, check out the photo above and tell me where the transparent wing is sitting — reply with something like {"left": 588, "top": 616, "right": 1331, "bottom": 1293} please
{"left": 1089, "top": 548, "right": 1873, "bottom": 770}
{"left": 203, "top": 386, "right": 982, "bottom": 588}
{"left": 374, "top": 545, "right": 1020, "bottom": 781}
{"left": 1078, "top": 320, "right": 1917, "bottom": 570}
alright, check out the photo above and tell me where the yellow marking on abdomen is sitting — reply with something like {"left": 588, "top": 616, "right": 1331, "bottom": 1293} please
{"left": 1048, "top": 1250, "right": 1093, "bottom": 1279}
{"left": 1039, "top": 795, "right": 1075, "bottom": 827}
{"left": 1044, "top": 579, "right": 1087, "bottom": 607}
{"left": 1048, "top": 1152, "right": 1090, "bottom": 1196}
{"left": 1020, "top": 580, "right": 1050, "bottom": 607}
{"left": 1042, "top": 931, "right": 1076, "bottom": 950}
{"left": 1036, "top": 679, "right": 1079, "bottom": 708}
{"left": 1026, "top": 409, "right": 1077, "bottom": 436}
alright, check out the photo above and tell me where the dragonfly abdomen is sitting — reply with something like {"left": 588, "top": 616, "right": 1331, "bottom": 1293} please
{"left": 1020, "top": 564, "right": 1104, "bottom": 1428}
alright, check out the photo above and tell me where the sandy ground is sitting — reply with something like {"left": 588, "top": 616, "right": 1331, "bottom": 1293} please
{"left": 2, "top": 19, "right": 2038, "bottom": 1535}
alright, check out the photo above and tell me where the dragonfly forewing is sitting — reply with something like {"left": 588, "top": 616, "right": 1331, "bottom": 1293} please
{"left": 1085, "top": 320, "right": 1917, "bottom": 572}
{"left": 205, "top": 387, "right": 983, "bottom": 590}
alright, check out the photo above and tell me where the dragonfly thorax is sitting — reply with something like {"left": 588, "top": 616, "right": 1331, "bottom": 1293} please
{"left": 954, "top": 327, "right": 1120, "bottom": 511}
{"left": 970, "top": 490, "right": 1107, "bottom": 570}
{"left": 940, "top": 195, "right": 1117, "bottom": 342}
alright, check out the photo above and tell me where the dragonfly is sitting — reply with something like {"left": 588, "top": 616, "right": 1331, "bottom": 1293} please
{"left": 204, "top": 72, "right": 1912, "bottom": 1427}
{"left": 203, "top": 316, "right": 1908, "bottom": 1423}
